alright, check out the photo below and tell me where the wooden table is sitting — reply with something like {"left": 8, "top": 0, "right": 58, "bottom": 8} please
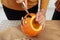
{"left": 0, "top": 20, "right": 60, "bottom": 40}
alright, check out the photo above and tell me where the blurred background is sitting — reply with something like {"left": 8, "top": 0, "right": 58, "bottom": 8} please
{"left": 0, "top": 0, "right": 56, "bottom": 20}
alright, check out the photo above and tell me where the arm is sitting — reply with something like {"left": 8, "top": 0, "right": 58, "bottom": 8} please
{"left": 16, "top": 0, "right": 27, "bottom": 7}
{"left": 40, "top": 0, "right": 49, "bottom": 16}
{"left": 36, "top": 0, "right": 49, "bottom": 27}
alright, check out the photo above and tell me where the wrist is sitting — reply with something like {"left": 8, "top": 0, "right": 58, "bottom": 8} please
{"left": 40, "top": 9, "right": 46, "bottom": 17}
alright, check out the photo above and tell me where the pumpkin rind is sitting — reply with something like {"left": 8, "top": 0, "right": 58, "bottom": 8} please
{"left": 21, "top": 13, "right": 42, "bottom": 37}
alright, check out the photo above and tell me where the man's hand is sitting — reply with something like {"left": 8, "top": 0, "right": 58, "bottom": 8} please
{"left": 16, "top": 0, "right": 27, "bottom": 9}
{"left": 16, "top": 0, "right": 27, "bottom": 5}
{"left": 16, "top": 0, "right": 23, "bottom": 3}
{"left": 36, "top": 10, "right": 46, "bottom": 28}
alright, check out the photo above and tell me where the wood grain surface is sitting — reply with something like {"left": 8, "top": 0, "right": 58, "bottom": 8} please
{"left": 0, "top": 20, "right": 60, "bottom": 40}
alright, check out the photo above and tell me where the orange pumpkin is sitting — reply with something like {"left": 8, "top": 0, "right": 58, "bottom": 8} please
{"left": 21, "top": 13, "right": 42, "bottom": 37}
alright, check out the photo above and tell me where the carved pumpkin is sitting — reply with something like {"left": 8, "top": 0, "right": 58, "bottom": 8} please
{"left": 21, "top": 13, "right": 42, "bottom": 37}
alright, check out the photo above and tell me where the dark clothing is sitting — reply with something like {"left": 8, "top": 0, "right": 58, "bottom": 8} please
{"left": 3, "top": 5, "right": 38, "bottom": 20}
{"left": 52, "top": 10, "right": 60, "bottom": 20}
{"left": 52, "top": 0, "right": 60, "bottom": 20}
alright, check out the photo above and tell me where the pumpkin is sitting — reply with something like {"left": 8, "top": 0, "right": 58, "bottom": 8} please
{"left": 21, "top": 13, "right": 42, "bottom": 37}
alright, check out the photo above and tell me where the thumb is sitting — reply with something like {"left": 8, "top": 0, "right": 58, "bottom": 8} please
{"left": 24, "top": 0, "right": 27, "bottom": 8}
{"left": 35, "top": 12, "right": 40, "bottom": 21}
{"left": 35, "top": 13, "right": 39, "bottom": 21}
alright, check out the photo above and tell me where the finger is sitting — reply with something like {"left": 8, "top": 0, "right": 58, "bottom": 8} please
{"left": 36, "top": 13, "right": 41, "bottom": 21}
{"left": 41, "top": 17, "right": 45, "bottom": 24}
{"left": 36, "top": 12, "right": 40, "bottom": 21}
{"left": 41, "top": 21, "right": 45, "bottom": 26}
{"left": 39, "top": 18, "right": 43, "bottom": 24}
{"left": 24, "top": 0, "right": 27, "bottom": 8}
{"left": 39, "top": 17, "right": 45, "bottom": 26}
{"left": 42, "top": 23, "right": 45, "bottom": 30}
{"left": 42, "top": 20, "right": 45, "bottom": 28}
{"left": 39, "top": 21, "right": 45, "bottom": 31}
{"left": 38, "top": 15, "right": 44, "bottom": 24}
{"left": 36, "top": 14, "right": 38, "bottom": 21}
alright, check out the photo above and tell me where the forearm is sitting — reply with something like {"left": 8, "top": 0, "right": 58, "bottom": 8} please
{"left": 40, "top": 0, "right": 49, "bottom": 16}
{"left": 41, "top": 0, "right": 49, "bottom": 10}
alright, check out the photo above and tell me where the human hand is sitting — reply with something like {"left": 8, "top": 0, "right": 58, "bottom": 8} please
{"left": 36, "top": 10, "right": 46, "bottom": 28}
{"left": 16, "top": 0, "right": 27, "bottom": 5}
{"left": 16, "top": 0, "right": 27, "bottom": 9}
{"left": 16, "top": 0, "right": 23, "bottom": 3}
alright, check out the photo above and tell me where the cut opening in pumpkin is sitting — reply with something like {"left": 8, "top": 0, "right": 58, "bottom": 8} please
{"left": 32, "top": 18, "right": 40, "bottom": 29}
